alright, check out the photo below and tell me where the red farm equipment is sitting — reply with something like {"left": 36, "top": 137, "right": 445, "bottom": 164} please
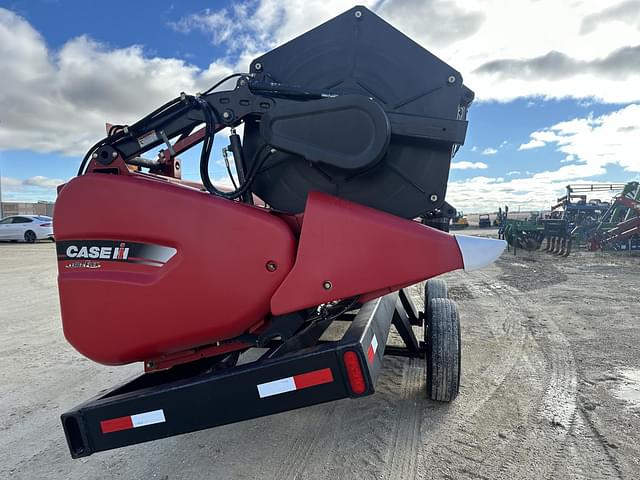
{"left": 588, "top": 182, "right": 640, "bottom": 251}
{"left": 54, "top": 6, "right": 505, "bottom": 458}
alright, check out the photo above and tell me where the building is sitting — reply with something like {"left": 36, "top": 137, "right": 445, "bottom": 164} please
{"left": 0, "top": 201, "right": 55, "bottom": 218}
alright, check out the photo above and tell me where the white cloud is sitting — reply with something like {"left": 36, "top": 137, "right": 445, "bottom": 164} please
{"left": 482, "top": 147, "right": 498, "bottom": 155}
{"left": 0, "top": 8, "right": 234, "bottom": 156}
{"left": 168, "top": 0, "right": 640, "bottom": 103}
{"left": 22, "top": 176, "right": 65, "bottom": 188}
{"left": 470, "top": 146, "right": 478, "bottom": 152}
{"left": 451, "top": 161, "right": 488, "bottom": 170}
{"left": 521, "top": 104, "right": 640, "bottom": 173}
{"left": 449, "top": 104, "right": 640, "bottom": 211}
{"left": 518, "top": 139, "right": 546, "bottom": 150}
{"left": 1, "top": 2, "right": 639, "bottom": 159}
{"left": 168, "top": 3, "right": 273, "bottom": 58}
{"left": 506, "top": 170, "right": 521, "bottom": 175}
{"left": 0, "top": 176, "right": 22, "bottom": 187}
{"left": 445, "top": 176, "right": 634, "bottom": 213}
{"left": 446, "top": 176, "right": 556, "bottom": 212}
{"left": 0, "top": 175, "right": 65, "bottom": 201}
{"left": 580, "top": 0, "right": 640, "bottom": 34}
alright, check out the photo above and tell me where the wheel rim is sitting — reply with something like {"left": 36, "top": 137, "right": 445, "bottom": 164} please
{"left": 25, "top": 231, "right": 36, "bottom": 242}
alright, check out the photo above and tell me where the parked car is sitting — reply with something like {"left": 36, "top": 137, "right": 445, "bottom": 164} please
{"left": 0, "top": 215, "right": 54, "bottom": 242}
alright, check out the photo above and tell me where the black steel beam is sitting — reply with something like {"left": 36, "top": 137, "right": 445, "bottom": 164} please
{"left": 398, "top": 288, "right": 422, "bottom": 326}
{"left": 391, "top": 297, "right": 422, "bottom": 356}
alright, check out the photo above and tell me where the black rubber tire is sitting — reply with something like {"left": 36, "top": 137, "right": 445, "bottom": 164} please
{"left": 24, "top": 230, "right": 37, "bottom": 243}
{"left": 425, "top": 278, "right": 448, "bottom": 304}
{"left": 425, "top": 278, "right": 448, "bottom": 337}
{"left": 426, "top": 298, "right": 461, "bottom": 402}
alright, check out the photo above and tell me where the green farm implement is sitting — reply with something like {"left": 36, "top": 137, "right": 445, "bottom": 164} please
{"left": 499, "top": 210, "right": 545, "bottom": 255}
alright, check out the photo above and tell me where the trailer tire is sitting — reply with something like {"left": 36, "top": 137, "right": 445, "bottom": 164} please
{"left": 425, "top": 278, "right": 448, "bottom": 329}
{"left": 426, "top": 298, "right": 460, "bottom": 402}
{"left": 425, "top": 278, "right": 448, "bottom": 307}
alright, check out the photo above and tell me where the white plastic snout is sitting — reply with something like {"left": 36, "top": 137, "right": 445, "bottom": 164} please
{"left": 454, "top": 235, "right": 507, "bottom": 272}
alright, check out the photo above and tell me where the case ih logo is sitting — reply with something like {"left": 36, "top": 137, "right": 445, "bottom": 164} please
{"left": 57, "top": 240, "right": 176, "bottom": 268}
{"left": 65, "top": 243, "right": 129, "bottom": 260}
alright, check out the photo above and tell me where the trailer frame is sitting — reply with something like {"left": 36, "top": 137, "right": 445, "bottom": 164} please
{"left": 61, "top": 289, "right": 424, "bottom": 458}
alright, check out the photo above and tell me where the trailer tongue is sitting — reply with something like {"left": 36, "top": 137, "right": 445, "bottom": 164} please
{"left": 55, "top": 6, "right": 505, "bottom": 458}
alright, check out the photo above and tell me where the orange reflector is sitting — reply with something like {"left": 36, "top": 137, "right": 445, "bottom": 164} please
{"left": 343, "top": 351, "right": 366, "bottom": 395}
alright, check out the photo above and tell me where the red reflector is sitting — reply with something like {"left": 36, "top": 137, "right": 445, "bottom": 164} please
{"left": 100, "top": 415, "right": 133, "bottom": 433}
{"left": 367, "top": 344, "right": 374, "bottom": 363}
{"left": 294, "top": 368, "right": 334, "bottom": 389}
{"left": 343, "top": 351, "right": 366, "bottom": 395}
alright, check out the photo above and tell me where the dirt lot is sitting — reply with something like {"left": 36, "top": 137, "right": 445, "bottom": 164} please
{"left": 1, "top": 237, "right": 640, "bottom": 479}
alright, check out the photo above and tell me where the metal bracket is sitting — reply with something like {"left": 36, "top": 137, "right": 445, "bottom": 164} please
{"left": 158, "top": 130, "right": 176, "bottom": 157}
{"left": 391, "top": 296, "right": 421, "bottom": 356}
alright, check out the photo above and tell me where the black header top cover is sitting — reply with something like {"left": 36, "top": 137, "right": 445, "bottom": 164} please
{"left": 243, "top": 5, "right": 474, "bottom": 218}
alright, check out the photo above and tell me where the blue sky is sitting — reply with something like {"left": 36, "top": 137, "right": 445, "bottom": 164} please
{"left": 0, "top": 0, "right": 638, "bottom": 211}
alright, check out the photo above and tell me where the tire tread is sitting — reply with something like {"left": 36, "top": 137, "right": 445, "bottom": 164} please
{"left": 426, "top": 298, "right": 461, "bottom": 402}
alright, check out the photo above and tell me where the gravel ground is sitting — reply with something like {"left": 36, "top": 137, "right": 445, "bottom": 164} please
{"left": 1, "top": 238, "right": 640, "bottom": 479}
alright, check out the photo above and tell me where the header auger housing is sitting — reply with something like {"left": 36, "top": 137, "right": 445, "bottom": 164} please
{"left": 54, "top": 6, "right": 505, "bottom": 458}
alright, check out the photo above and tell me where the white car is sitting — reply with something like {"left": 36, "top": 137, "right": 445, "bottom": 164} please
{"left": 0, "top": 215, "right": 54, "bottom": 242}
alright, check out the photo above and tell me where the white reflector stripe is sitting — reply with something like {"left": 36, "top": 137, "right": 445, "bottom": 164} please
{"left": 100, "top": 408, "right": 165, "bottom": 434}
{"left": 131, "top": 409, "right": 166, "bottom": 428}
{"left": 257, "top": 377, "right": 297, "bottom": 398}
{"left": 367, "top": 333, "right": 379, "bottom": 364}
{"left": 257, "top": 368, "right": 334, "bottom": 399}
